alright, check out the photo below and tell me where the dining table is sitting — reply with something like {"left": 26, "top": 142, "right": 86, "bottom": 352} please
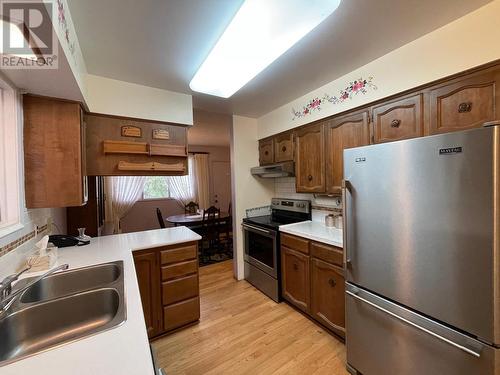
{"left": 165, "top": 212, "right": 231, "bottom": 227}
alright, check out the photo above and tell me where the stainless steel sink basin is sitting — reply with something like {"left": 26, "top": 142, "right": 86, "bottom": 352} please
{"left": 20, "top": 262, "right": 121, "bottom": 303}
{"left": 0, "top": 261, "right": 126, "bottom": 367}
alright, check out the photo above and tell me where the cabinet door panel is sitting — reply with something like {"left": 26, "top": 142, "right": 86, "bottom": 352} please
{"left": 429, "top": 72, "right": 498, "bottom": 134}
{"left": 133, "top": 251, "right": 161, "bottom": 338}
{"left": 373, "top": 94, "right": 423, "bottom": 143}
{"left": 311, "top": 258, "right": 345, "bottom": 336}
{"left": 274, "top": 131, "right": 294, "bottom": 162}
{"left": 295, "top": 123, "right": 326, "bottom": 193}
{"left": 23, "top": 95, "right": 85, "bottom": 208}
{"left": 326, "top": 111, "right": 370, "bottom": 194}
{"left": 259, "top": 138, "right": 274, "bottom": 165}
{"left": 281, "top": 246, "right": 310, "bottom": 312}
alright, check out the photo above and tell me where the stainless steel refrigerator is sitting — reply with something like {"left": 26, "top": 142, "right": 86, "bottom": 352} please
{"left": 343, "top": 126, "right": 500, "bottom": 375}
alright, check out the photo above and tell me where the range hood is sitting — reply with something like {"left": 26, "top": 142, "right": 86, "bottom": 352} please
{"left": 251, "top": 161, "right": 295, "bottom": 178}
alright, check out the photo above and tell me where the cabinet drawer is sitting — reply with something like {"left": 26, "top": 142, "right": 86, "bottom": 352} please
{"left": 311, "top": 242, "right": 343, "bottom": 267}
{"left": 274, "top": 132, "right": 294, "bottom": 162}
{"left": 164, "top": 297, "right": 200, "bottom": 332}
{"left": 162, "top": 274, "right": 198, "bottom": 305}
{"left": 373, "top": 94, "right": 423, "bottom": 143}
{"left": 161, "top": 260, "right": 198, "bottom": 281}
{"left": 281, "top": 233, "right": 309, "bottom": 254}
{"left": 160, "top": 244, "right": 197, "bottom": 265}
{"left": 259, "top": 138, "right": 274, "bottom": 165}
{"left": 429, "top": 72, "right": 497, "bottom": 134}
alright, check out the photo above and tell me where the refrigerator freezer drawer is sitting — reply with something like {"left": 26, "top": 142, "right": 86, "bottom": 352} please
{"left": 346, "top": 284, "right": 499, "bottom": 375}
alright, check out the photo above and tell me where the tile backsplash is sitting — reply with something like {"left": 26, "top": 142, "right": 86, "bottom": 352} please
{"left": 274, "top": 177, "right": 342, "bottom": 222}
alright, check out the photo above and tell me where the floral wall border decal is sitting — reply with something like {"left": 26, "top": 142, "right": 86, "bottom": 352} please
{"left": 292, "top": 77, "right": 377, "bottom": 120}
{"left": 57, "top": 0, "right": 77, "bottom": 61}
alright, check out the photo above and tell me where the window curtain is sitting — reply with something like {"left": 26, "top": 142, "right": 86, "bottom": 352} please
{"left": 193, "top": 153, "right": 210, "bottom": 210}
{"left": 105, "top": 176, "right": 146, "bottom": 233}
{"left": 168, "top": 155, "right": 196, "bottom": 208}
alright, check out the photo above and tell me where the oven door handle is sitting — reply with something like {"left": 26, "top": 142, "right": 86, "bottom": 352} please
{"left": 242, "top": 223, "right": 276, "bottom": 236}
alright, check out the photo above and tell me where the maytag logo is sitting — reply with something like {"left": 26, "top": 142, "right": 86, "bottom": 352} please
{"left": 439, "top": 146, "right": 463, "bottom": 155}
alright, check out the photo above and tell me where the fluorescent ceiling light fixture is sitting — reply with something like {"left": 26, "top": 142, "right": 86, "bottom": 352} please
{"left": 0, "top": 19, "right": 38, "bottom": 60}
{"left": 190, "top": 0, "right": 341, "bottom": 98}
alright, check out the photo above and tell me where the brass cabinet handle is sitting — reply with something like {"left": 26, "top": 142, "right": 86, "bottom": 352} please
{"left": 328, "top": 278, "right": 336, "bottom": 287}
{"left": 390, "top": 119, "right": 401, "bottom": 128}
{"left": 264, "top": 150, "right": 269, "bottom": 155}
{"left": 458, "top": 102, "right": 472, "bottom": 113}
{"left": 308, "top": 175, "right": 313, "bottom": 181}
{"left": 293, "top": 263, "right": 299, "bottom": 271}
{"left": 282, "top": 146, "right": 287, "bottom": 152}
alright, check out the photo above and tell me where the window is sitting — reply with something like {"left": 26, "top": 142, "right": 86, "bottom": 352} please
{"left": 142, "top": 156, "right": 196, "bottom": 202}
{"left": 0, "top": 80, "right": 21, "bottom": 235}
{"left": 143, "top": 176, "right": 171, "bottom": 199}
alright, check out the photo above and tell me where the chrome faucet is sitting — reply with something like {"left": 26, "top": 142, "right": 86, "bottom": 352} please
{"left": 0, "top": 263, "right": 69, "bottom": 314}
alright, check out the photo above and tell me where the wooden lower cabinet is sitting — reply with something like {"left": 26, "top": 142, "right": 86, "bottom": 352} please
{"left": 133, "top": 251, "right": 161, "bottom": 338}
{"left": 281, "top": 246, "right": 310, "bottom": 312}
{"left": 311, "top": 258, "right": 345, "bottom": 336}
{"left": 281, "top": 234, "right": 345, "bottom": 338}
{"left": 133, "top": 241, "right": 200, "bottom": 339}
{"left": 163, "top": 297, "right": 200, "bottom": 332}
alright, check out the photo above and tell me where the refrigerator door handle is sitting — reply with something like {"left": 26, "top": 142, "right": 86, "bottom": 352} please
{"left": 342, "top": 179, "right": 351, "bottom": 266}
{"left": 346, "top": 290, "right": 482, "bottom": 358}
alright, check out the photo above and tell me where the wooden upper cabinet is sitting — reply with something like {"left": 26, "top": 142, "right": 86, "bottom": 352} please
{"left": 274, "top": 131, "right": 294, "bottom": 162}
{"left": 133, "top": 251, "right": 161, "bottom": 338}
{"left": 373, "top": 94, "right": 423, "bottom": 143}
{"left": 326, "top": 111, "right": 370, "bottom": 194}
{"left": 85, "top": 113, "right": 188, "bottom": 176}
{"left": 429, "top": 71, "right": 499, "bottom": 134}
{"left": 310, "top": 258, "right": 345, "bottom": 336}
{"left": 23, "top": 95, "right": 87, "bottom": 208}
{"left": 281, "top": 246, "right": 310, "bottom": 313}
{"left": 259, "top": 137, "right": 274, "bottom": 165}
{"left": 295, "top": 123, "right": 326, "bottom": 193}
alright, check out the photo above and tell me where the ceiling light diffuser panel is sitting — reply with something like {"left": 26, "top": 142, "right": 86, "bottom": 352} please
{"left": 189, "top": 0, "right": 341, "bottom": 98}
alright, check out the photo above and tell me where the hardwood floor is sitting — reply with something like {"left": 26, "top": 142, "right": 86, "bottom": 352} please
{"left": 152, "top": 260, "right": 348, "bottom": 375}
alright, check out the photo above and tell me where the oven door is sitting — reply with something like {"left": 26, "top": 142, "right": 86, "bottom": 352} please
{"left": 242, "top": 223, "right": 278, "bottom": 278}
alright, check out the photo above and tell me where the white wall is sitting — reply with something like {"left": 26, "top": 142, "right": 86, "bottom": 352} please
{"left": 86, "top": 74, "right": 193, "bottom": 125}
{"left": 0, "top": 80, "right": 66, "bottom": 275}
{"left": 258, "top": 0, "right": 500, "bottom": 138}
{"left": 230, "top": 116, "right": 274, "bottom": 280}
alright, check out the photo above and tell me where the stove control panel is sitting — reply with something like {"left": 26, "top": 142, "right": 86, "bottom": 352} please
{"left": 271, "top": 198, "right": 311, "bottom": 213}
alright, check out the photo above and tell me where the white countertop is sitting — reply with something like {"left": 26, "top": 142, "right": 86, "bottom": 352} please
{"left": 280, "top": 221, "right": 343, "bottom": 248}
{"left": 0, "top": 227, "right": 201, "bottom": 375}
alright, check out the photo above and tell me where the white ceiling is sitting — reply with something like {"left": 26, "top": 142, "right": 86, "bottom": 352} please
{"left": 67, "top": 0, "right": 492, "bottom": 118}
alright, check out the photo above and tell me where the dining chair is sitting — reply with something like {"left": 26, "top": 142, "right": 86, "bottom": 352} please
{"left": 185, "top": 201, "right": 199, "bottom": 214}
{"left": 219, "top": 203, "right": 233, "bottom": 256}
{"left": 156, "top": 208, "right": 166, "bottom": 229}
{"left": 200, "top": 206, "right": 221, "bottom": 263}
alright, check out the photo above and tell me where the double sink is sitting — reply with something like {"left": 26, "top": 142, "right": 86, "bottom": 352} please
{"left": 0, "top": 261, "right": 126, "bottom": 367}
